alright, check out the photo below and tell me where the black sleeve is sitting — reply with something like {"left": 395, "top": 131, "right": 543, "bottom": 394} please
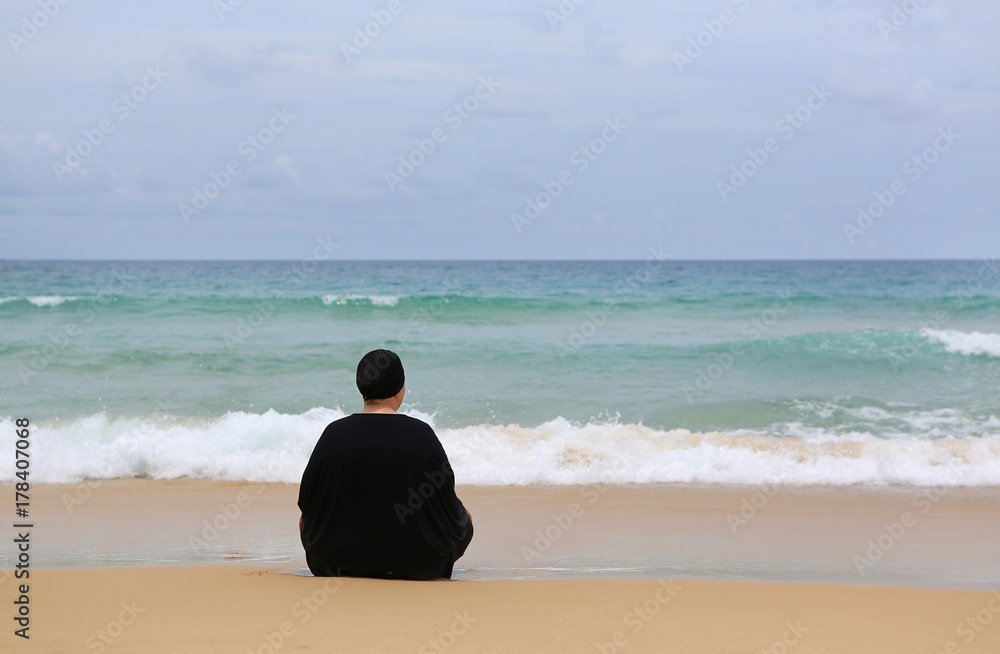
{"left": 426, "top": 426, "right": 473, "bottom": 546}
{"left": 296, "top": 429, "right": 324, "bottom": 515}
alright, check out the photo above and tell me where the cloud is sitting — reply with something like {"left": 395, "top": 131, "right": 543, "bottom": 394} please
{"left": 271, "top": 155, "right": 300, "bottom": 184}
{"left": 0, "top": 123, "right": 62, "bottom": 198}
{"left": 0, "top": 122, "right": 14, "bottom": 150}
{"left": 833, "top": 66, "right": 940, "bottom": 122}
{"left": 2, "top": 0, "right": 999, "bottom": 258}
{"left": 583, "top": 23, "right": 622, "bottom": 66}
{"left": 182, "top": 44, "right": 286, "bottom": 87}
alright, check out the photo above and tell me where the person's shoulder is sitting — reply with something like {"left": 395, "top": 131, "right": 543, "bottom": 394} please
{"left": 396, "top": 413, "right": 439, "bottom": 434}
{"left": 370, "top": 413, "right": 439, "bottom": 439}
{"left": 365, "top": 413, "right": 434, "bottom": 431}
{"left": 334, "top": 411, "right": 438, "bottom": 432}
{"left": 393, "top": 413, "right": 431, "bottom": 427}
{"left": 315, "top": 413, "right": 371, "bottom": 442}
{"left": 322, "top": 413, "right": 360, "bottom": 431}
{"left": 345, "top": 412, "right": 426, "bottom": 423}
{"left": 334, "top": 412, "right": 433, "bottom": 430}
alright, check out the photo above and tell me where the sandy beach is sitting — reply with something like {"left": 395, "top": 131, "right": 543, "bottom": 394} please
{"left": 5, "top": 565, "right": 1000, "bottom": 653}
{"left": 6, "top": 0, "right": 1000, "bottom": 646}
{"left": 4, "top": 479, "right": 1000, "bottom": 652}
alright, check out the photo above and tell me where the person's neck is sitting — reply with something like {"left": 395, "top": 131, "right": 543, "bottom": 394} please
{"left": 360, "top": 400, "right": 398, "bottom": 414}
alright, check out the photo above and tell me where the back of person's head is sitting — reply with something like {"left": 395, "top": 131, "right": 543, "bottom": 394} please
{"left": 356, "top": 349, "right": 405, "bottom": 400}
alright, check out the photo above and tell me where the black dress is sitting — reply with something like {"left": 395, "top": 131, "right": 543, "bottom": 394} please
{"left": 298, "top": 413, "right": 474, "bottom": 580}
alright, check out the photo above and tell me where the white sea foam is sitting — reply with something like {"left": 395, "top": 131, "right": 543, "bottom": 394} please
{"left": 3, "top": 410, "right": 999, "bottom": 487}
{"left": 923, "top": 329, "right": 1000, "bottom": 358}
{"left": 321, "top": 294, "right": 400, "bottom": 307}
{"left": 26, "top": 295, "right": 79, "bottom": 307}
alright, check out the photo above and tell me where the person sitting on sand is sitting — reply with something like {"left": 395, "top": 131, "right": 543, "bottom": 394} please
{"left": 297, "top": 349, "right": 474, "bottom": 580}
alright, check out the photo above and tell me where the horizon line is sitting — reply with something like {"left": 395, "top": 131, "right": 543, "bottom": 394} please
{"left": 0, "top": 257, "right": 995, "bottom": 264}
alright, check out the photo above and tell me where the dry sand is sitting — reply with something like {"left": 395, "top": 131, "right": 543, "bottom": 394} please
{"left": 4, "top": 565, "right": 1000, "bottom": 653}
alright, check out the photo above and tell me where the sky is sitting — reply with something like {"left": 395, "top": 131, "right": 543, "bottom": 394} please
{"left": 0, "top": 0, "right": 997, "bottom": 260}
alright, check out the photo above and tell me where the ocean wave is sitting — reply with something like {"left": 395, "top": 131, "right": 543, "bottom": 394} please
{"left": 691, "top": 328, "right": 1000, "bottom": 365}
{"left": 2, "top": 410, "right": 998, "bottom": 487}
{"left": 0, "top": 296, "right": 81, "bottom": 308}
{"left": 923, "top": 329, "right": 1000, "bottom": 358}
{"left": 321, "top": 294, "right": 400, "bottom": 307}
{"left": 2, "top": 291, "right": 998, "bottom": 320}
{"left": 27, "top": 295, "right": 80, "bottom": 307}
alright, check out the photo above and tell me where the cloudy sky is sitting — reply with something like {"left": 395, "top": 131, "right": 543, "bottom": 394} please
{"left": 0, "top": 0, "right": 996, "bottom": 259}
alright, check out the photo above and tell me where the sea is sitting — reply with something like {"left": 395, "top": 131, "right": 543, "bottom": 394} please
{"left": 2, "top": 259, "right": 999, "bottom": 488}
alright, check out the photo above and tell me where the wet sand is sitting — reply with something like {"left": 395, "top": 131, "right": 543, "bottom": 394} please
{"left": 17, "top": 479, "right": 1000, "bottom": 587}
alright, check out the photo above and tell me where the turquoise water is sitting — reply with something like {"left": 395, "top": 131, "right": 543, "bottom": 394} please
{"left": 2, "top": 259, "right": 999, "bottom": 486}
